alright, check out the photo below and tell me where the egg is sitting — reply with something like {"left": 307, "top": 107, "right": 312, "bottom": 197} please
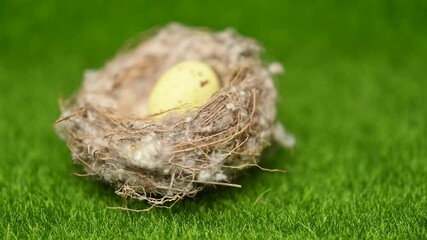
{"left": 147, "top": 60, "right": 221, "bottom": 117}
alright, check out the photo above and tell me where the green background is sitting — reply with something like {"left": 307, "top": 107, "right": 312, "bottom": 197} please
{"left": 1, "top": 0, "right": 426, "bottom": 239}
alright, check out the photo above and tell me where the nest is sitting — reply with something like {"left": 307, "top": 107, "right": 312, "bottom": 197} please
{"left": 55, "top": 23, "right": 294, "bottom": 208}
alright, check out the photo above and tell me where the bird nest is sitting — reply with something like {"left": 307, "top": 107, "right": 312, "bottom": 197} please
{"left": 55, "top": 23, "right": 294, "bottom": 209}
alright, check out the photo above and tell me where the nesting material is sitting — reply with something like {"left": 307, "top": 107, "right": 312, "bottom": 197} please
{"left": 55, "top": 23, "right": 294, "bottom": 207}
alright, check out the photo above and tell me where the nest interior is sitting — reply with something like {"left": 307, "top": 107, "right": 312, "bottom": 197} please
{"left": 55, "top": 23, "right": 294, "bottom": 207}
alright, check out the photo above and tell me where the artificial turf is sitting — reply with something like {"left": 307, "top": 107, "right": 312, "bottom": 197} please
{"left": 1, "top": 0, "right": 426, "bottom": 239}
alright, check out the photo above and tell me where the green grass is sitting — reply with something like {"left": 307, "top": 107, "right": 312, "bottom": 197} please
{"left": 1, "top": 0, "right": 426, "bottom": 239}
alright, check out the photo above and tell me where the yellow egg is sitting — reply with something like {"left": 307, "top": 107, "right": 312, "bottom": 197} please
{"left": 147, "top": 60, "right": 221, "bottom": 117}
